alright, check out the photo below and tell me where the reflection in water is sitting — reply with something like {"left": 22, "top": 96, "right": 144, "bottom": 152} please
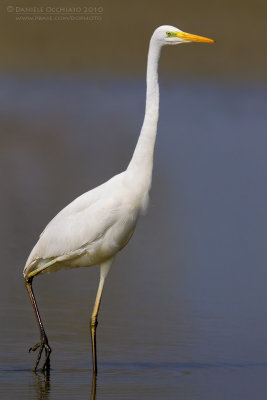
{"left": 32, "top": 369, "right": 97, "bottom": 400}
{"left": 33, "top": 370, "right": 50, "bottom": 400}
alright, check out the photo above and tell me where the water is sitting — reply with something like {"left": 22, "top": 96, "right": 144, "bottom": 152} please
{"left": 1, "top": 76, "right": 267, "bottom": 399}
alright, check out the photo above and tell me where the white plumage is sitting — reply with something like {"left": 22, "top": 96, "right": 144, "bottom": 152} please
{"left": 24, "top": 171, "right": 147, "bottom": 276}
{"left": 23, "top": 25, "right": 214, "bottom": 374}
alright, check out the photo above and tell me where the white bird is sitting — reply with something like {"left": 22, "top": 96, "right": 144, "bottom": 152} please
{"left": 24, "top": 25, "right": 214, "bottom": 374}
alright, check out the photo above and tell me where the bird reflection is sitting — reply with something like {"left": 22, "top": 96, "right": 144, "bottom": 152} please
{"left": 33, "top": 369, "right": 50, "bottom": 400}
{"left": 32, "top": 369, "right": 97, "bottom": 400}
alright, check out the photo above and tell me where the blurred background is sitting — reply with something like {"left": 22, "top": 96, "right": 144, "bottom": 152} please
{"left": 1, "top": 1, "right": 267, "bottom": 399}
{"left": 1, "top": 0, "right": 267, "bottom": 80}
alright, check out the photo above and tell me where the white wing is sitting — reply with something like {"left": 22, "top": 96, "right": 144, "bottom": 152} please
{"left": 24, "top": 172, "right": 128, "bottom": 269}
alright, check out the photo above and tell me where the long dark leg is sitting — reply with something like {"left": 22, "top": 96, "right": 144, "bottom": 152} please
{"left": 25, "top": 277, "right": 51, "bottom": 371}
{"left": 90, "top": 259, "right": 112, "bottom": 375}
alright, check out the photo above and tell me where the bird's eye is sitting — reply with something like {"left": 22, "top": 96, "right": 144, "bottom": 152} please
{"left": 166, "top": 32, "right": 172, "bottom": 38}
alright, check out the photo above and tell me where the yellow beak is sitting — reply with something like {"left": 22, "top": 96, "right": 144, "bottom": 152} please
{"left": 177, "top": 31, "right": 215, "bottom": 43}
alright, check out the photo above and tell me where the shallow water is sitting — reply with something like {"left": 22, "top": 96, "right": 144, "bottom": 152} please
{"left": 1, "top": 76, "right": 267, "bottom": 399}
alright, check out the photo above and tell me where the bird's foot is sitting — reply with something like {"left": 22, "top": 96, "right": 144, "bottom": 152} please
{"left": 29, "top": 335, "right": 51, "bottom": 372}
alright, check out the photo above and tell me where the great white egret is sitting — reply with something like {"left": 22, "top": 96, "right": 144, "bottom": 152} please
{"left": 24, "top": 25, "right": 214, "bottom": 374}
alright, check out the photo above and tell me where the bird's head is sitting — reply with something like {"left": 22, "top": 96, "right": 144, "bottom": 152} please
{"left": 152, "top": 25, "right": 215, "bottom": 46}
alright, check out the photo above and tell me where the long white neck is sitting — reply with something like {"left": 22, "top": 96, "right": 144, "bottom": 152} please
{"left": 127, "top": 37, "right": 162, "bottom": 188}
